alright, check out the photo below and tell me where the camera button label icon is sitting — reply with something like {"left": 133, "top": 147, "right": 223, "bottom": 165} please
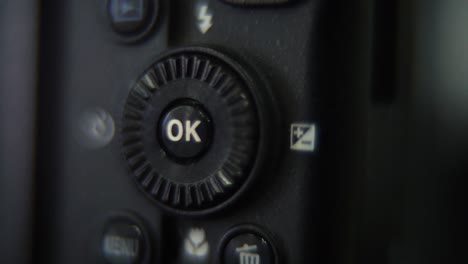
{"left": 223, "top": 233, "right": 275, "bottom": 264}
{"left": 184, "top": 228, "right": 210, "bottom": 258}
{"left": 236, "top": 244, "right": 260, "bottom": 264}
{"left": 159, "top": 101, "right": 212, "bottom": 160}
{"left": 109, "top": 0, "right": 144, "bottom": 23}
{"left": 101, "top": 217, "right": 148, "bottom": 264}
{"left": 290, "top": 123, "right": 317, "bottom": 152}
{"left": 76, "top": 108, "right": 115, "bottom": 149}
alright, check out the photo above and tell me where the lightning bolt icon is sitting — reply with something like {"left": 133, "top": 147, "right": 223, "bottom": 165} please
{"left": 197, "top": 4, "right": 213, "bottom": 34}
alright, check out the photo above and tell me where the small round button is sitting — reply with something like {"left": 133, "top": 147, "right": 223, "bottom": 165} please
{"left": 106, "top": 0, "right": 159, "bottom": 42}
{"left": 224, "top": 234, "right": 273, "bottom": 264}
{"left": 220, "top": 226, "right": 278, "bottom": 264}
{"left": 159, "top": 100, "right": 212, "bottom": 161}
{"left": 102, "top": 218, "right": 147, "bottom": 264}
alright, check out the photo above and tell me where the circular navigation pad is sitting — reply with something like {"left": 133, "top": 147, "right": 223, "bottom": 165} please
{"left": 121, "top": 47, "right": 271, "bottom": 214}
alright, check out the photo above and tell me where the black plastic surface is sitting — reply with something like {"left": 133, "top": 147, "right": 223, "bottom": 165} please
{"left": 0, "top": 1, "right": 38, "bottom": 263}
{"left": 33, "top": 0, "right": 368, "bottom": 263}
{"left": 3, "top": 0, "right": 466, "bottom": 264}
{"left": 221, "top": 0, "right": 290, "bottom": 6}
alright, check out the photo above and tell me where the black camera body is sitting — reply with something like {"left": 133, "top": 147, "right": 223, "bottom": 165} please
{"left": 4, "top": 1, "right": 468, "bottom": 264}
{"left": 34, "top": 0, "right": 369, "bottom": 263}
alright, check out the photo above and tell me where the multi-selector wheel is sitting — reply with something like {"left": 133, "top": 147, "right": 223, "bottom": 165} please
{"left": 121, "top": 47, "right": 271, "bottom": 214}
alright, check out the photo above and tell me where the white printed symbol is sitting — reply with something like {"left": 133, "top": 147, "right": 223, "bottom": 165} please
{"left": 290, "top": 123, "right": 317, "bottom": 152}
{"left": 196, "top": 3, "right": 213, "bottom": 34}
{"left": 120, "top": 1, "right": 140, "bottom": 16}
{"left": 111, "top": 0, "right": 144, "bottom": 22}
{"left": 184, "top": 228, "right": 209, "bottom": 257}
{"left": 236, "top": 244, "right": 260, "bottom": 264}
{"left": 77, "top": 108, "right": 115, "bottom": 149}
{"left": 166, "top": 119, "right": 201, "bottom": 142}
{"left": 103, "top": 235, "right": 139, "bottom": 257}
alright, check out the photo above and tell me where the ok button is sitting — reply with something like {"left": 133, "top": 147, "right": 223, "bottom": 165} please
{"left": 159, "top": 100, "right": 212, "bottom": 161}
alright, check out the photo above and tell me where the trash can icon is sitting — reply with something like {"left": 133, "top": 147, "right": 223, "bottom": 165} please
{"left": 236, "top": 244, "right": 260, "bottom": 264}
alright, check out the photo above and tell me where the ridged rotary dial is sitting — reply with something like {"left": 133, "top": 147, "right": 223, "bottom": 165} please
{"left": 121, "top": 47, "right": 261, "bottom": 214}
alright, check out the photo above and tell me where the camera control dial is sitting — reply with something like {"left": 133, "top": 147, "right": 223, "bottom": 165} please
{"left": 121, "top": 47, "right": 271, "bottom": 214}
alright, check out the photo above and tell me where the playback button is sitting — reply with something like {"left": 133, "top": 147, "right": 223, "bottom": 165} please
{"left": 106, "top": 0, "right": 159, "bottom": 41}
